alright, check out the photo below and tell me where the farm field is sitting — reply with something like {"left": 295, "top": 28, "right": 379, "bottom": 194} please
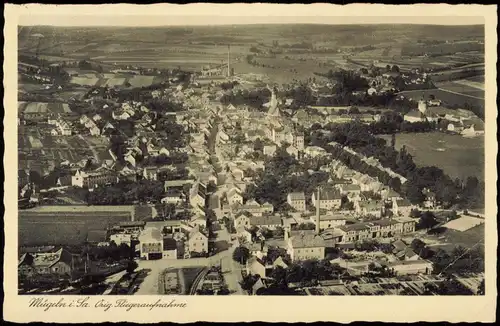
{"left": 464, "top": 75, "right": 485, "bottom": 83}
{"left": 18, "top": 208, "right": 132, "bottom": 246}
{"left": 436, "top": 80, "right": 485, "bottom": 99}
{"left": 378, "top": 132, "right": 484, "bottom": 182}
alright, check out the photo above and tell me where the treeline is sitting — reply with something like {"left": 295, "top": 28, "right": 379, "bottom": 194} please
{"left": 308, "top": 122, "right": 484, "bottom": 208}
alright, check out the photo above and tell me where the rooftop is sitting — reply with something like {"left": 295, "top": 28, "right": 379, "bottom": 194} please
{"left": 250, "top": 215, "right": 282, "bottom": 226}
{"left": 288, "top": 192, "right": 306, "bottom": 200}
{"left": 290, "top": 233, "right": 326, "bottom": 248}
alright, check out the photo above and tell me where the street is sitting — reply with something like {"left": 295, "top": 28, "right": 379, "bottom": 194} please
{"left": 133, "top": 227, "right": 245, "bottom": 295}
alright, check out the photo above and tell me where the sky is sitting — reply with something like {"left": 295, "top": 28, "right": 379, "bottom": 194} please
{"left": 15, "top": 4, "right": 486, "bottom": 27}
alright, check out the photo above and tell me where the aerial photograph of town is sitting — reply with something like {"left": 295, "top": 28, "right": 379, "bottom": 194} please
{"left": 17, "top": 19, "right": 486, "bottom": 296}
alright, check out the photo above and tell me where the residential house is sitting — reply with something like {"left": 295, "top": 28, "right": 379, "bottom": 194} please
{"left": 234, "top": 211, "right": 252, "bottom": 229}
{"left": 287, "top": 192, "right": 307, "bottom": 212}
{"left": 161, "top": 190, "right": 184, "bottom": 205}
{"left": 392, "top": 199, "right": 414, "bottom": 217}
{"left": 162, "top": 238, "right": 178, "bottom": 259}
{"left": 250, "top": 215, "right": 282, "bottom": 230}
{"left": 187, "top": 226, "right": 208, "bottom": 256}
{"left": 286, "top": 232, "right": 326, "bottom": 262}
{"left": 189, "top": 181, "right": 208, "bottom": 212}
{"left": 235, "top": 199, "right": 274, "bottom": 217}
{"left": 226, "top": 188, "right": 244, "bottom": 206}
{"left": 304, "top": 146, "right": 328, "bottom": 158}
{"left": 190, "top": 214, "right": 207, "bottom": 228}
{"left": 139, "top": 227, "right": 165, "bottom": 260}
{"left": 337, "top": 223, "right": 372, "bottom": 243}
{"left": 263, "top": 145, "right": 277, "bottom": 156}
{"left": 355, "top": 200, "right": 383, "bottom": 218}
{"left": 56, "top": 119, "right": 72, "bottom": 136}
{"left": 230, "top": 166, "right": 245, "bottom": 181}
{"left": 335, "top": 167, "right": 356, "bottom": 180}
{"left": 236, "top": 226, "right": 253, "bottom": 244}
{"left": 246, "top": 256, "right": 268, "bottom": 278}
{"left": 336, "top": 184, "right": 362, "bottom": 198}
{"left": 382, "top": 189, "right": 403, "bottom": 201}
{"left": 311, "top": 188, "right": 342, "bottom": 210}
{"left": 422, "top": 189, "right": 437, "bottom": 209}
{"left": 395, "top": 217, "right": 416, "bottom": 233}
{"left": 18, "top": 248, "right": 74, "bottom": 278}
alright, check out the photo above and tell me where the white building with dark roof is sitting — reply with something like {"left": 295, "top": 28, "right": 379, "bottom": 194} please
{"left": 287, "top": 192, "right": 307, "bottom": 212}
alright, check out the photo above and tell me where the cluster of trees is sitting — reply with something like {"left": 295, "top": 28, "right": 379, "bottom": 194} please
{"left": 82, "top": 242, "right": 133, "bottom": 262}
{"left": 232, "top": 245, "right": 251, "bottom": 264}
{"left": 78, "top": 60, "right": 103, "bottom": 72}
{"left": 240, "top": 258, "right": 344, "bottom": 294}
{"left": 244, "top": 147, "right": 330, "bottom": 211}
{"left": 86, "top": 179, "right": 164, "bottom": 205}
{"left": 354, "top": 239, "right": 394, "bottom": 253}
{"left": 410, "top": 210, "right": 440, "bottom": 231}
{"left": 274, "top": 259, "right": 345, "bottom": 287}
{"left": 309, "top": 121, "right": 484, "bottom": 208}
{"left": 284, "top": 84, "right": 316, "bottom": 108}
{"left": 220, "top": 88, "right": 271, "bottom": 109}
{"left": 220, "top": 81, "right": 239, "bottom": 91}
{"left": 322, "top": 69, "right": 370, "bottom": 93}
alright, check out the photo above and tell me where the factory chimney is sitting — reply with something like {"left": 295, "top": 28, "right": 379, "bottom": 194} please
{"left": 227, "top": 44, "right": 231, "bottom": 77}
{"left": 315, "top": 187, "right": 321, "bottom": 235}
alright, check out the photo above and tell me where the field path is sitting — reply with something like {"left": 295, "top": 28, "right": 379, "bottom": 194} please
{"left": 437, "top": 87, "right": 484, "bottom": 100}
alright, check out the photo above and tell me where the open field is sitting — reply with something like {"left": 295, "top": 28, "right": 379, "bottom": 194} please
{"left": 378, "top": 132, "right": 484, "bottom": 182}
{"left": 436, "top": 80, "right": 485, "bottom": 98}
{"left": 18, "top": 208, "right": 132, "bottom": 246}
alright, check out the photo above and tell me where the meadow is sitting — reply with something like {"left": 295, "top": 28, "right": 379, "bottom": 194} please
{"left": 378, "top": 132, "right": 484, "bottom": 182}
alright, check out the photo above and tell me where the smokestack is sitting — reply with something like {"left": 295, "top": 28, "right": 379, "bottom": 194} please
{"left": 227, "top": 44, "right": 230, "bottom": 77}
{"left": 316, "top": 187, "right": 321, "bottom": 235}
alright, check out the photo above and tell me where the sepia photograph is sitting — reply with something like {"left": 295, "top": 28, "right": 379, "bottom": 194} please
{"left": 4, "top": 3, "right": 497, "bottom": 324}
